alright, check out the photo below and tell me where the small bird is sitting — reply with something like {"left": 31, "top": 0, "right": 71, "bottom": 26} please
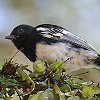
{"left": 5, "top": 24, "right": 100, "bottom": 72}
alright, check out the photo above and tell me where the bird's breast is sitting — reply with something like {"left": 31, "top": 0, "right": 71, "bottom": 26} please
{"left": 36, "top": 42, "right": 69, "bottom": 63}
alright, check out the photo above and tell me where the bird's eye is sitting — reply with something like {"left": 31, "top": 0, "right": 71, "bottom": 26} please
{"left": 18, "top": 28, "right": 24, "bottom": 34}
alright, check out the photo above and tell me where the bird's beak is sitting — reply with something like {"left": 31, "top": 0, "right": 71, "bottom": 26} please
{"left": 5, "top": 35, "right": 16, "bottom": 40}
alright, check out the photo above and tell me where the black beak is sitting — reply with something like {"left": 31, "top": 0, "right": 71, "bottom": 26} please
{"left": 5, "top": 35, "right": 16, "bottom": 40}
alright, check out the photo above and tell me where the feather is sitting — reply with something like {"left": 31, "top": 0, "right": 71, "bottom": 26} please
{"left": 35, "top": 24, "right": 99, "bottom": 54}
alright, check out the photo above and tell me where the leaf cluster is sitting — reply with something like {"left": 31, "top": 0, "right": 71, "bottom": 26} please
{"left": 0, "top": 58, "right": 100, "bottom": 100}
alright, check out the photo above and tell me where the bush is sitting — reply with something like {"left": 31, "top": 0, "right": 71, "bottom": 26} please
{"left": 0, "top": 58, "right": 100, "bottom": 100}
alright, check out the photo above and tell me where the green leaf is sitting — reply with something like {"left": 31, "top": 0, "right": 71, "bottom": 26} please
{"left": 60, "top": 84, "right": 71, "bottom": 93}
{"left": 16, "top": 66, "right": 35, "bottom": 94}
{"left": 17, "top": 67, "right": 27, "bottom": 80}
{"left": 92, "top": 86, "right": 100, "bottom": 94}
{"left": 17, "top": 66, "right": 35, "bottom": 84}
{"left": 33, "top": 60, "right": 46, "bottom": 73}
{"left": 54, "top": 67, "right": 62, "bottom": 80}
{"left": 67, "top": 96, "right": 80, "bottom": 100}
{"left": 28, "top": 91, "right": 44, "bottom": 100}
{"left": 4, "top": 96, "right": 11, "bottom": 100}
{"left": 65, "top": 79, "right": 82, "bottom": 89}
{"left": 54, "top": 84, "right": 61, "bottom": 94}
{"left": 29, "top": 89, "right": 54, "bottom": 100}
{"left": 40, "top": 88, "right": 54, "bottom": 100}
{"left": 0, "top": 77, "right": 17, "bottom": 86}
{"left": 81, "top": 87, "right": 95, "bottom": 98}
{"left": 53, "top": 84, "right": 66, "bottom": 100}
{"left": 30, "top": 71, "right": 44, "bottom": 78}
{"left": 50, "top": 60, "right": 63, "bottom": 71}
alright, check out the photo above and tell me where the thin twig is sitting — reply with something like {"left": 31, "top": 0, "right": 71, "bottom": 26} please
{"left": 25, "top": 68, "right": 32, "bottom": 73}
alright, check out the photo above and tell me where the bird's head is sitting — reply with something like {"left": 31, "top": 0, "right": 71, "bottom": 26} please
{"left": 5, "top": 24, "right": 34, "bottom": 49}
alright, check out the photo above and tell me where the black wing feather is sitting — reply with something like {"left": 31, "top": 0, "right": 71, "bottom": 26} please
{"left": 35, "top": 24, "right": 99, "bottom": 54}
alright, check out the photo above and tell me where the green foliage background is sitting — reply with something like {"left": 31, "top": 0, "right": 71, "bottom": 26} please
{"left": 0, "top": 59, "right": 100, "bottom": 100}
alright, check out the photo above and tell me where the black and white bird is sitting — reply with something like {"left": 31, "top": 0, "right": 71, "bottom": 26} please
{"left": 5, "top": 24, "right": 100, "bottom": 72}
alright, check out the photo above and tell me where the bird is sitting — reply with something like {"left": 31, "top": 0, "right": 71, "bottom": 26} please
{"left": 5, "top": 24, "right": 100, "bottom": 72}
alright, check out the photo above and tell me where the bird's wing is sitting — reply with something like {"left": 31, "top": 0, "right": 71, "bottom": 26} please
{"left": 35, "top": 24, "right": 99, "bottom": 54}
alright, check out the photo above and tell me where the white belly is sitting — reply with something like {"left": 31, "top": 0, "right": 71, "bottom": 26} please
{"left": 36, "top": 42, "right": 98, "bottom": 72}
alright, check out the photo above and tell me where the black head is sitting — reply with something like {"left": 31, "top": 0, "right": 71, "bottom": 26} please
{"left": 5, "top": 24, "right": 34, "bottom": 49}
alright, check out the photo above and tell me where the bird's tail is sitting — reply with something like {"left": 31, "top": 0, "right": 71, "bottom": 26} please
{"left": 93, "top": 55, "right": 100, "bottom": 66}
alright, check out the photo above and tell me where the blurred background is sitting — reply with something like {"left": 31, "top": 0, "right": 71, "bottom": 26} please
{"left": 0, "top": 0, "right": 100, "bottom": 83}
